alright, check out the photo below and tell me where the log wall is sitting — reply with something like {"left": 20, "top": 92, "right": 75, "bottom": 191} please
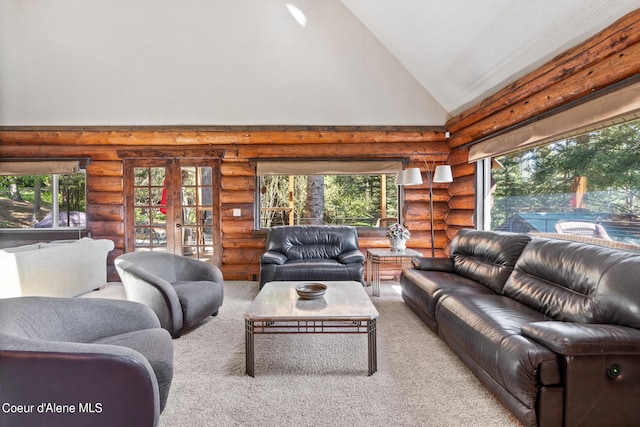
{"left": 442, "top": 9, "right": 640, "bottom": 254}
{"left": 0, "top": 128, "right": 450, "bottom": 281}
{"left": 2, "top": 8, "right": 638, "bottom": 283}
{"left": 447, "top": 8, "right": 640, "bottom": 147}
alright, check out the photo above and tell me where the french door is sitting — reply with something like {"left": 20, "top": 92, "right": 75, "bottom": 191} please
{"left": 124, "top": 158, "right": 222, "bottom": 266}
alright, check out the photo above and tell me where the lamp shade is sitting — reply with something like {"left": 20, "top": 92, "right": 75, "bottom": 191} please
{"left": 433, "top": 165, "right": 453, "bottom": 183}
{"left": 395, "top": 170, "right": 405, "bottom": 186}
{"left": 403, "top": 168, "right": 423, "bottom": 186}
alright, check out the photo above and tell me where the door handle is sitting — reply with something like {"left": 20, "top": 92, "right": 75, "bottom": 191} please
{"left": 176, "top": 223, "right": 182, "bottom": 228}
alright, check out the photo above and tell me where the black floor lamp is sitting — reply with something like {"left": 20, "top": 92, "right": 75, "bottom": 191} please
{"left": 400, "top": 154, "right": 453, "bottom": 257}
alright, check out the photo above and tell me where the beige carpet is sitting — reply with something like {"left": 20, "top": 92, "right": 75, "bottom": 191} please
{"left": 88, "top": 281, "right": 521, "bottom": 427}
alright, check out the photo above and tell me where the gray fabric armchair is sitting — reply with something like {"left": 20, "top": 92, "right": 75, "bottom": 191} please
{"left": 259, "top": 225, "right": 365, "bottom": 288}
{"left": 0, "top": 297, "right": 173, "bottom": 427}
{"left": 115, "top": 251, "right": 224, "bottom": 338}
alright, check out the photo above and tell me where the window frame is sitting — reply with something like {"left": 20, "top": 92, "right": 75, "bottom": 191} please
{"left": 478, "top": 120, "right": 640, "bottom": 248}
{"left": 0, "top": 165, "right": 88, "bottom": 231}
{"left": 254, "top": 160, "right": 404, "bottom": 230}
{"left": 475, "top": 82, "right": 640, "bottom": 238}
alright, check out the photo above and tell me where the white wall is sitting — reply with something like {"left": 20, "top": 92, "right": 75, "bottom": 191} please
{"left": 341, "top": 0, "right": 640, "bottom": 116}
{"left": 0, "top": 0, "right": 447, "bottom": 126}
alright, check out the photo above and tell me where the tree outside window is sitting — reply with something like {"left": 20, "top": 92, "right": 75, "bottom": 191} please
{"left": 490, "top": 120, "right": 640, "bottom": 245}
{"left": 0, "top": 173, "right": 86, "bottom": 229}
{"left": 258, "top": 174, "right": 398, "bottom": 228}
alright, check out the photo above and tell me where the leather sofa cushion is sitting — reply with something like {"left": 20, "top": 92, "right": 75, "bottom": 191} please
{"left": 450, "top": 229, "right": 532, "bottom": 293}
{"left": 338, "top": 249, "right": 366, "bottom": 264}
{"left": 265, "top": 225, "right": 360, "bottom": 261}
{"left": 503, "top": 237, "right": 640, "bottom": 329}
{"left": 260, "top": 251, "right": 288, "bottom": 265}
{"left": 437, "top": 294, "right": 559, "bottom": 409}
{"left": 522, "top": 321, "right": 640, "bottom": 356}
{"left": 265, "top": 259, "right": 355, "bottom": 281}
{"left": 401, "top": 268, "right": 495, "bottom": 323}
{"left": 411, "top": 257, "right": 454, "bottom": 272}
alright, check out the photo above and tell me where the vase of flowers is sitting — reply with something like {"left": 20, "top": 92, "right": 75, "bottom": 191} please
{"left": 386, "top": 223, "right": 411, "bottom": 252}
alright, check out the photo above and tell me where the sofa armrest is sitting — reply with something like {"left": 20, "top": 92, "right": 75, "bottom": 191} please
{"left": 411, "top": 257, "right": 454, "bottom": 272}
{"left": 115, "top": 260, "right": 183, "bottom": 334}
{"left": 522, "top": 321, "right": 640, "bottom": 356}
{"left": 177, "top": 256, "right": 224, "bottom": 283}
{"left": 338, "top": 249, "right": 365, "bottom": 264}
{"left": 0, "top": 336, "right": 159, "bottom": 427}
{"left": 116, "top": 261, "right": 177, "bottom": 297}
{"left": 0, "top": 297, "right": 161, "bottom": 343}
{"left": 260, "top": 251, "right": 288, "bottom": 265}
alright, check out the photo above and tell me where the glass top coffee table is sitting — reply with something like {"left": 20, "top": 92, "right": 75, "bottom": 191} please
{"left": 244, "top": 281, "right": 379, "bottom": 377}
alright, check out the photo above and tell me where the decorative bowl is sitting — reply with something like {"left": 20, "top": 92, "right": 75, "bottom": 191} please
{"left": 295, "top": 282, "right": 327, "bottom": 299}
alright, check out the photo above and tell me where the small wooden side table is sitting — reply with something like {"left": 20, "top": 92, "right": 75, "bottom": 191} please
{"left": 366, "top": 248, "right": 422, "bottom": 297}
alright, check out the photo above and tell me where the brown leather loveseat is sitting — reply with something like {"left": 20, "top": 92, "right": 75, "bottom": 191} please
{"left": 400, "top": 229, "right": 640, "bottom": 427}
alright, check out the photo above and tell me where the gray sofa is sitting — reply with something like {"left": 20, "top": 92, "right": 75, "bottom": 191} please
{"left": 400, "top": 229, "right": 640, "bottom": 427}
{"left": 0, "top": 297, "right": 173, "bottom": 427}
{"left": 259, "top": 225, "right": 365, "bottom": 288}
{"left": 115, "top": 251, "right": 224, "bottom": 338}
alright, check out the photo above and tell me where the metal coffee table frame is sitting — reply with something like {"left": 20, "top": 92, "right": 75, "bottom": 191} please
{"left": 244, "top": 281, "right": 378, "bottom": 377}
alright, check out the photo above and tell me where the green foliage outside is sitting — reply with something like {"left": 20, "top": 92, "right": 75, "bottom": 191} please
{"left": 259, "top": 174, "right": 398, "bottom": 228}
{"left": 0, "top": 173, "right": 86, "bottom": 228}
{"left": 0, "top": 174, "right": 85, "bottom": 210}
{"left": 491, "top": 120, "right": 640, "bottom": 230}
{"left": 133, "top": 167, "right": 167, "bottom": 226}
{"left": 0, "top": 175, "right": 51, "bottom": 205}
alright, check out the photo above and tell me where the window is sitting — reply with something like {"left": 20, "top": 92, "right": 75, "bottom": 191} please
{"left": 0, "top": 161, "right": 87, "bottom": 229}
{"left": 484, "top": 119, "right": 640, "bottom": 247}
{"left": 255, "top": 160, "right": 402, "bottom": 229}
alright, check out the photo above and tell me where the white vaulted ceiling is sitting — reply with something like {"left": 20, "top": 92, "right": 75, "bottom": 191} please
{"left": 0, "top": 0, "right": 638, "bottom": 126}
{"left": 341, "top": 0, "right": 640, "bottom": 115}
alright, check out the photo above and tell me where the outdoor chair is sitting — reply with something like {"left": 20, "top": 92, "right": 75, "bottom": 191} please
{"left": 554, "top": 221, "right": 612, "bottom": 240}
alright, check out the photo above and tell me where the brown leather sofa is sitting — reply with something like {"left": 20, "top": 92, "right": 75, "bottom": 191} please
{"left": 400, "top": 229, "right": 640, "bottom": 427}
